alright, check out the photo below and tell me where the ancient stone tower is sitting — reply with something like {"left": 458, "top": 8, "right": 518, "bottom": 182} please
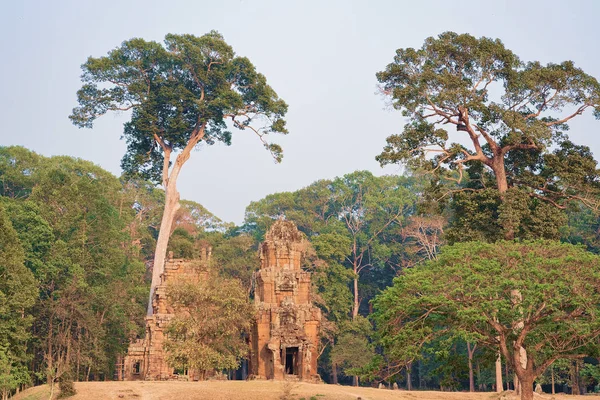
{"left": 249, "top": 220, "right": 321, "bottom": 381}
{"left": 121, "top": 247, "right": 211, "bottom": 381}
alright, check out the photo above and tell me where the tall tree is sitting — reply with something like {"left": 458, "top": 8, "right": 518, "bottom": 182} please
{"left": 0, "top": 204, "right": 37, "bottom": 400}
{"left": 329, "top": 171, "right": 413, "bottom": 319}
{"left": 374, "top": 240, "right": 600, "bottom": 400}
{"left": 330, "top": 316, "right": 375, "bottom": 386}
{"left": 376, "top": 32, "right": 600, "bottom": 239}
{"left": 71, "top": 31, "right": 288, "bottom": 314}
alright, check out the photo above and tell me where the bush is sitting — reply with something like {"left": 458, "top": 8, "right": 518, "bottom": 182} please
{"left": 58, "top": 375, "right": 76, "bottom": 398}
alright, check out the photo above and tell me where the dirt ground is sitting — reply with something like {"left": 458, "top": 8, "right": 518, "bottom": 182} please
{"left": 12, "top": 380, "right": 596, "bottom": 400}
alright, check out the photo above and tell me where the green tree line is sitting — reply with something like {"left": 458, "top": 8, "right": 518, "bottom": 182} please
{"left": 0, "top": 146, "right": 227, "bottom": 396}
{"left": 2, "top": 142, "right": 599, "bottom": 398}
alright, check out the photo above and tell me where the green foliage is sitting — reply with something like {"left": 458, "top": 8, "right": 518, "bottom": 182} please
{"left": 168, "top": 228, "right": 196, "bottom": 258}
{"left": 374, "top": 240, "right": 600, "bottom": 385}
{"left": 57, "top": 372, "right": 76, "bottom": 398}
{"left": 0, "top": 146, "right": 153, "bottom": 386}
{"left": 0, "top": 204, "right": 37, "bottom": 396}
{"left": 164, "top": 274, "right": 253, "bottom": 375}
{"left": 446, "top": 188, "right": 567, "bottom": 243}
{"left": 561, "top": 203, "right": 600, "bottom": 254}
{"left": 377, "top": 31, "right": 600, "bottom": 217}
{"left": 1, "top": 199, "right": 55, "bottom": 281}
{"left": 0, "top": 146, "right": 42, "bottom": 199}
{"left": 28, "top": 156, "right": 148, "bottom": 381}
{"left": 330, "top": 317, "right": 375, "bottom": 378}
{"left": 0, "top": 355, "right": 30, "bottom": 400}
{"left": 175, "top": 200, "right": 230, "bottom": 234}
{"left": 422, "top": 336, "right": 469, "bottom": 391}
{"left": 71, "top": 31, "right": 288, "bottom": 183}
{"left": 205, "top": 233, "right": 259, "bottom": 291}
{"left": 311, "top": 261, "right": 353, "bottom": 324}
{"left": 580, "top": 362, "right": 600, "bottom": 390}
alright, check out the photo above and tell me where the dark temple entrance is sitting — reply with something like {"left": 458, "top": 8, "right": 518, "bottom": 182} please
{"left": 285, "top": 347, "right": 299, "bottom": 375}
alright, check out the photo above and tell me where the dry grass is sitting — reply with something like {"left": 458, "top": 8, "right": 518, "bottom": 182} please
{"left": 279, "top": 380, "right": 300, "bottom": 400}
{"left": 12, "top": 381, "right": 594, "bottom": 400}
{"left": 12, "top": 385, "right": 51, "bottom": 400}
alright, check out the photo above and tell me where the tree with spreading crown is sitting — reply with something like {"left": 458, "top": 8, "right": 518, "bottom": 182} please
{"left": 71, "top": 31, "right": 288, "bottom": 314}
{"left": 376, "top": 32, "right": 600, "bottom": 240}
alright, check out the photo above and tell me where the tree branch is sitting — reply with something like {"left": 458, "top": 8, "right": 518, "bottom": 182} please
{"left": 153, "top": 133, "right": 171, "bottom": 187}
{"left": 523, "top": 90, "right": 558, "bottom": 119}
{"left": 501, "top": 142, "right": 539, "bottom": 155}
{"left": 545, "top": 104, "right": 590, "bottom": 126}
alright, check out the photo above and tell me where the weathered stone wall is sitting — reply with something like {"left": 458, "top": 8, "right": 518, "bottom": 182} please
{"left": 122, "top": 221, "right": 321, "bottom": 382}
{"left": 122, "top": 252, "right": 210, "bottom": 381}
{"left": 250, "top": 220, "right": 321, "bottom": 382}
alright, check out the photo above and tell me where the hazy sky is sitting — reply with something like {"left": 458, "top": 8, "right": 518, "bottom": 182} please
{"left": 1, "top": 0, "right": 599, "bottom": 224}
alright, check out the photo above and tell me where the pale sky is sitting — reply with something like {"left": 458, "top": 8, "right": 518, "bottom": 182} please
{"left": 1, "top": 0, "right": 599, "bottom": 224}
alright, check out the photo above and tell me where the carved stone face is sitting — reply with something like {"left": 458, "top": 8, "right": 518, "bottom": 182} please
{"left": 279, "top": 297, "right": 297, "bottom": 327}
{"left": 277, "top": 271, "right": 296, "bottom": 291}
{"left": 281, "top": 308, "right": 296, "bottom": 326}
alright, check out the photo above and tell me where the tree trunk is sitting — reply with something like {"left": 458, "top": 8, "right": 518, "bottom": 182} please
{"left": 518, "top": 372, "right": 534, "bottom": 400}
{"left": 406, "top": 362, "right": 412, "bottom": 390}
{"left": 571, "top": 360, "right": 581, "bottom": 395}
{"left": 510, "top": 344, "right": 536, "bottom": 400}
{"left": 49, "top": 381, "right": 55, "bottom": 400}
{"left": 492, "top": 156, "right": 509, "bottom": 195}
{"left": 495, "top": 353, "right": 503, "bottom": 392}
{"left": 353, "top": 376, "right": 358, "bottom": 386}
{"left": 551, "top": 364, "right": 555, "bottom": 395}
{"left": 332, "top": 363, "right": 338, "bottom": 384}
{"left": 352, "top": 273, "right": 359, "bottom": 320}
{"left": 467, "top": 342, "right": 475, "bottom": 392}
{"left": 47, "top": 318, "right": 53, "bottom": 385}
{"left": 350, "top": 264, "right": 361, "bottom": 388}
{"left": 116, "top": 355, "right": 122, "bottom": 381}
{"left": 505, "top": 358, "right": 510, "bottom": 390}
{"left": 477, "top": 362, "right": 484, "bottom": 391}
{"left": 76, "top": 339, "right": 80, "bottom": 382}
{"left": 491, "top": 156, "right": 516, "bottom": 240}
{"left": 146, "top": 128, "right": 204, "bottom": 316}
{"left": 147, "top": 181, "right": 180, "bottom": 315}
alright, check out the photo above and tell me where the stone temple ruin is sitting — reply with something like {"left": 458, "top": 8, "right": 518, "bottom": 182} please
{"left": 121, "top": 248, "right": 211, "bottom": 381}
{"left": 249, "top": 220, "right": 322, "bottom": 382}
{"left": 120, "top": 220, "right": 321, "bottom": 382}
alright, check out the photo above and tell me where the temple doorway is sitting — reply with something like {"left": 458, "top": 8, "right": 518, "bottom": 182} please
{"left": 285, "top": 347, "right": 299, "bottom": 375}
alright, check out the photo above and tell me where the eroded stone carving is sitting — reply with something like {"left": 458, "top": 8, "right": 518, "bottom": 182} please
{"left": 121, "top": 249, "right": 210, "bottom": 381}
{"left": 249, "top": 220, "right": 321, "bottom": 382}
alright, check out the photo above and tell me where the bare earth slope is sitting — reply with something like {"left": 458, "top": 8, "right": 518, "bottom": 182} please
{"left": 13, "top": 381, "right": 590, "bottom": 400}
